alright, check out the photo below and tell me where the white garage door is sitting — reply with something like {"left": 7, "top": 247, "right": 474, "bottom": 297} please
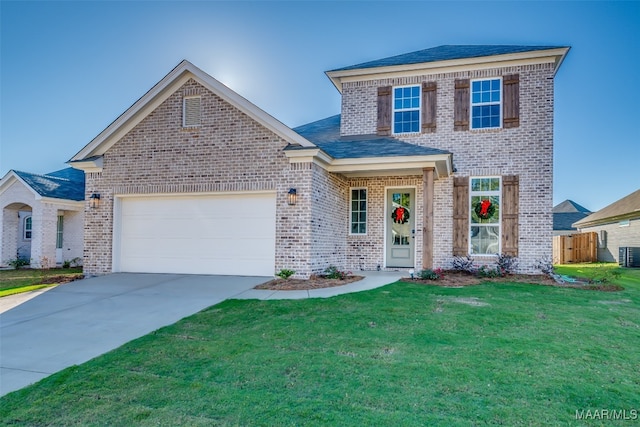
{"left": 114, "top": 193, "right": 276, "bottom": 276}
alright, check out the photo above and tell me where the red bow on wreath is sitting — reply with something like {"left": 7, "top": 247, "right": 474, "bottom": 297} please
{"left": 392, "top": 206, "right": 410, "bottom": 224}
{"left": 479, "top": 199, "right": 491, "bottom": 216}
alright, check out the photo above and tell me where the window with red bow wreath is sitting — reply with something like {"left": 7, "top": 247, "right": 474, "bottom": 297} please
{"left": 391, "top": 206, "right": 410, "bottom": 224}
{"left": 474, "top": 199, "right": 496, "bottom": 220}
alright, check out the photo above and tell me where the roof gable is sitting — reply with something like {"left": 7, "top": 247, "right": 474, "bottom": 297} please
{"left": 69, "top": 60, "right": 314, "bottom": 166}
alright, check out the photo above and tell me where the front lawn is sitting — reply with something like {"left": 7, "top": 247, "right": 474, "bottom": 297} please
{"left": 1, "top": 267, "right": 639, "bottom": 425}
{"left": 0, "top": 268, "right": 83, "bottom": 297}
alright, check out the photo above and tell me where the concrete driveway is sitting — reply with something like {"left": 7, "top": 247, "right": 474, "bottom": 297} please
{"left": 0, "top": 273, "right": 269, "bottom": 397}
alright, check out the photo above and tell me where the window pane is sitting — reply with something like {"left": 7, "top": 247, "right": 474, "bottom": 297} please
{"left": 352, "top": 223, "right": 359, "bottom": 234}
{"left": 360, "top": 189, "right": 366, "bottom": 199}
{"left": 472, "top": 81, "right": 480, "bottom": 92}
{"left": 491, "top": 79, "right": 500, "bottom": 90}
{"left": 482, "top": 80, "right": 490, "bottom": 91}
{"left": 359, "top": 223, "right": 366, "bottom": 234}
{"left": 359, "top": 212, "right": 366, "bottom": 222}
{"left": 470, "top": 226, "right": 500, "bottom": 254}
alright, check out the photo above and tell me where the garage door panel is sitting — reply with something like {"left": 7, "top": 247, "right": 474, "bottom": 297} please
{"left": 116, "top": 193, "right": 276, "bottom": 276}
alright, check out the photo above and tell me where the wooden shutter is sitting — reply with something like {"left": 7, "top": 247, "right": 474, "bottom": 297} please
{"left": 503, "top": 74, "right": 520, "bottom": 128}
{"left": 421, "top": 82, "right": 437, "bottom": 133}
{"left": 501, "top": 175, "right": 519, "bottom": 256}
{"left": 377, "top": 86, "right": 392, "bottom": 136}
{"left": 454, "top": 79, "right": 469, "bottom": 131}
{"left": 453, "top": 176, "right": 469, "bottom": 256}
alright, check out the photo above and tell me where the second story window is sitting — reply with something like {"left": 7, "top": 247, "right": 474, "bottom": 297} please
{"left": 471, "top": 78, "right": 501, "bottom": 129}
{"left": 393, "top": 86, "right": 420, "bottom": 134}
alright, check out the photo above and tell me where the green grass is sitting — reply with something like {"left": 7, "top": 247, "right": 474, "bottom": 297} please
{"left": 1, "top": 268, "right": 639, "bottom": 425}
{"left": 0, "top": 268, "right": 82, "bottom": 296}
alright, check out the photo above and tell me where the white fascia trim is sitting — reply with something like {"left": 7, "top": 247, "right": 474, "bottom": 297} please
{"left": 40, "top": 197, "right": 84, "bottom": 211}
{"left": 70, "top": 60, "right": 315, "bottom": 162}
{"left": 285, "top": 150, "right": 452, "bottom": 179}
{"left": 69, "top": 156, "right": 103, "bottom": 173}
{"left": 0, "top": 172, "right": 40, "bottom": 199}
{"left": 326, "top": 48, "right": 570, "bottom": 92}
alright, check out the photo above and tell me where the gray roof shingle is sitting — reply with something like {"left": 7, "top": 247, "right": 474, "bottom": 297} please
{"left": 291, "top": 115, "right": 450, "bottom": 159}
{"left": 14, "top": 168, "right": 85, "bottom": 201}
{"left": 329, "top": 45, "right": 567, "bottom": 72}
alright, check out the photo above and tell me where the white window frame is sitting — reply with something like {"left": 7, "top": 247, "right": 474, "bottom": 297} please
{"left": 350, "top": 187, "right": 367, "bottom": 235}
{"left": 183, "top": 96, "right": 201, "bottom": 127}
{"left": 470, "top": 77, "right": 502, "bottom": 130}
{"left": 24, "top": 216, "right": 32, "bottom": 240}
{"left": 56, "top": 215, "right": 64, "bottom": 249}
{"left": 392, "top": 85, "right": 421, "bottom": 135}
{"left": 469, "top": 176, "right": 502, "bottom": 255}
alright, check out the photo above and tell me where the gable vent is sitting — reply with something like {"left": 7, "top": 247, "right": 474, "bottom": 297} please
{"left": 183, "top": 96, "right": 201, "bottom": 127}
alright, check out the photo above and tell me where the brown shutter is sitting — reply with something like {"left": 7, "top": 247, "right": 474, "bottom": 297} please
{"left": 501, "top": 175, "right": 519, "bottom": 256}
{"left": 377, "top": 86, "right": 392, "bottom": 136}
{"left": 421, "top": 81, "right": 437, "bottom": 133}
{"left": 453, "top": 176, "right": 469, "bottom": 256}
{"left": 454, "top": 79, "right": 470, "bottom": 131}
{"left": 503, "top": 74, "right": 520, "bottom": 128}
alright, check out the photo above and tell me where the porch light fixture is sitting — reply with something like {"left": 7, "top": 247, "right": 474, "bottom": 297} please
{"left": 89, "top": 193, "right": 101, "bottom": 209}
{"left": 287, "top": 188, "right": 297, "bottom": 206}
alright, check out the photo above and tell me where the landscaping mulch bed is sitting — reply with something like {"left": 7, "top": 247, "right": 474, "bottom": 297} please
{"left": 401, "top": 270, "right": 623, "bottom": 291}
{"left": 255, "top": 275, "right": 364, "bottom": 290}
{"left": 255, "top": 270, "right": 623, "bottom": 292}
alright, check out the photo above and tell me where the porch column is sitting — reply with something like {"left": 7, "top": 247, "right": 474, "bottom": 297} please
{"left": 422, "top": 167, "right": 434, "bottom": 269}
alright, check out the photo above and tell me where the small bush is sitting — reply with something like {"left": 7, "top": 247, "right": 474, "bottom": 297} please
{"left": 452, "top": 256, "right": 475, "bottom": 274}
{"left": 418, "top": 269, "right": 440, "bottom": 280}
{"left": 323, "top": 266, "right": 351, "bottom": 280}
{"left": 276, "top": 269, "right": 295, "bottom": 279}
{"left": 477, "top": 265, "right": 503, "bottom": 278}
{"left": 496, "top": 254, "right": 518, "bottom": 275}
{"left": 587, "top": 266, "right": 622, "bottom": 284}
{"left": 6, "top": 257, "right": 30, "bottom": 270}
{"left": 536, "top": 256, "right": 554, "bottom": 275}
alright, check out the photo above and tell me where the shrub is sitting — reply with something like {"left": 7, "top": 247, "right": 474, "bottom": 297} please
{"left": 535, "top": 256, "right": 554, "bottom": 275}
{"left": 587, "top": 266, "right": 622, "bottom": 284}
{"left": 418, "top": 269, "right": 440, "bottom": 280}
{"left": 477, "top": 265, "right": 503, "bottom": 278}
{"left": 323, "top": 266, "right": 351, "bottom": 280}
{"left": 452, "top": 255, "right": 475, "bottom": 274}
{"left": 496, "top": 254, "right": 518, "bottom": 275}
{"left": 6, "top": 257, "right": 30, "bottom": 270}
{"left": 276, "top": 269, "right": 295, "bottom": 279}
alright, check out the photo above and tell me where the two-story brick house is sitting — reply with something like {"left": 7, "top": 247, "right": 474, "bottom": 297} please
{"left": 70, "top": 45, "right": 569, "bottom": 278}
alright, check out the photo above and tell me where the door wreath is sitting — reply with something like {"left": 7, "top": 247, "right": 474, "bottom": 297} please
{"left": 474, "top": 199, "right": 496, "bottom": 220}
{"left": 391, "top": 206, "right": 410, "bottom": 224}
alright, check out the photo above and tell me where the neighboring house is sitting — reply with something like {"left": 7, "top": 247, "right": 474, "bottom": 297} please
{"left": 552, "top": 200, "right": 591, "bottom": 236}
{"left": 69, "top": 45, "right": 569, "bottom": 278}
{"left": 573, "top": 189, "right": 640, "bottom": 263}
{"left": 0, "top": 168, "right": 85, "bottom": 267}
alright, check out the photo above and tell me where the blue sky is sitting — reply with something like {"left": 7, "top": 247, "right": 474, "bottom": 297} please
{"left": 1, "top": 1, "right": 638, "bottom": 211}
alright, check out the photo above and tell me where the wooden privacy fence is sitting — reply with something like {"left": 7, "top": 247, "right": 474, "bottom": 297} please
{"left": 553, "top": 232, "right": 598, "bottom": 264}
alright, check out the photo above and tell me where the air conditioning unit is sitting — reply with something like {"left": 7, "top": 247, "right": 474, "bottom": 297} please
{"left": 619, "top": 247, "right": 640, "bottom": 268}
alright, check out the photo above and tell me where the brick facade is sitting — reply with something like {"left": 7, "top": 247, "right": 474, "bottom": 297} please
{"left": 79, "top": 53, "right": 561, "bottom": 278}
{"left": 339, "top": 64, "right": 556, "bottom": 273}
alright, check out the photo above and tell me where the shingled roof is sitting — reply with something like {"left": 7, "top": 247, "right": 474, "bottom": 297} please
{"left": 13, "top": 168, "right": 85, "bottom": 201}
{"left": 328, "top": 45, "right": 567, "bottom": 72}
{"left": 574, "top": 189, "right": 640, "bottom": 228}
{"left": 291, "top": 115, "right": 450, "bottom": 159}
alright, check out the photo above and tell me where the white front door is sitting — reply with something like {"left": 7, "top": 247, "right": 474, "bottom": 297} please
{"left": 56, "top": 215, "right": 64, "bottom": 264}
{"left": 386, "top": 188, "right": 415, "bottom": 268}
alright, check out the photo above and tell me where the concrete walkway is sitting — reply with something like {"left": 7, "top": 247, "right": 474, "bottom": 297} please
{"left": 0, "top": 271, "right": 401, "bottom": 397}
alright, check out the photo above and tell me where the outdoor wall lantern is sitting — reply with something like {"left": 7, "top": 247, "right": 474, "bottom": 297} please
{"left": 287, "top": 188, "right": 297, "bottom": 206}
{"left": 89, "top": 193, "right": 101, "bottom": 209}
